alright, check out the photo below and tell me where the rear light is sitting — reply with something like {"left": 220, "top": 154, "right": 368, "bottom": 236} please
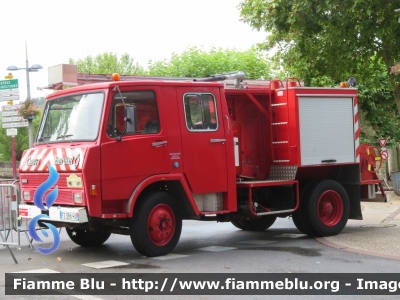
{"left": 23, "top": 191, "right": 30, "bottom": 201}
{"left": 73, "top": 193, "right": 83, "bottom": 204}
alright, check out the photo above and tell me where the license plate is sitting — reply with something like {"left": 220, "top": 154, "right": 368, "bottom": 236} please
{"left": 60, "top": 211, "right": 79, "bottom": 221}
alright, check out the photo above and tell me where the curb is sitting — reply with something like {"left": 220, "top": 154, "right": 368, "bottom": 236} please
{"left": 315, "top": 237, "right": 400, "bottom": 261}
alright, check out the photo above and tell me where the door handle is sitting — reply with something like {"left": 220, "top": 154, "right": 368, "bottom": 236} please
{"left": 152, "top": 141, "right": 167, "bottom": 147}
{"left": 210, "top": 139, "right": 226, "bottom": 143}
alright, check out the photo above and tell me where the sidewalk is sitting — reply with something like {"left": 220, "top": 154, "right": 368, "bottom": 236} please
{"left": 317, "top": 191, "right": 400, "bottom": 260}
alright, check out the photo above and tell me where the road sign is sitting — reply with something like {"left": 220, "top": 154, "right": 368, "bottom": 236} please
{"left": 2, "top": 121, "right": 28, "bottom": 128}
{"left": 378, "top": 138, "right": 388, "bottom": 148}
{"left": 381, "top": 150, "right": 389, "bottom": 161}
{"left": 5, "top": 74, "right": 13, "bottom": 79}
{"left": 6, "top": 128, "right": 17, "bottom": 136}
{"left": 0, "top": 79, "right": 18, "bottom": 90}
{"left": 0, "top": 95, "right": 20, "bottom": 101}
{"left": 1, "top": 110, "right": 19, "bottom": 117}
{"left": 2, "top": 104, "right": 21, "bottom": 111}
{"left": 2, "top": 116, "right": 25, "bottom": 123}
{"left": 0, "top": 89, "right": 19, "bottom": 96}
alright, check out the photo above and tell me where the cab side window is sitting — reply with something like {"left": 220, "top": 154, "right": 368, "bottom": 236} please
{"left": 107, "top": 90, "right": 159, "bottom": 137}
{"left": 183, "top": 93, "right": 218, "bottom": 131}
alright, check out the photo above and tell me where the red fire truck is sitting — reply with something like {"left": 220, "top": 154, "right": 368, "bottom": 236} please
{"left": 18, "top": 72, "right": 384, "bottom": 256}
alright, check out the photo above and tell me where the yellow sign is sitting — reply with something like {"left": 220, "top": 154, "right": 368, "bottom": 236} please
{"left": 5, "top": 75, "right": 13, "bottom": 79}
{"left": 66, "top": 174, "right": 82, "bottom": 188}
{"left": 7, "top": 100, "right": 13, "bottom": 105}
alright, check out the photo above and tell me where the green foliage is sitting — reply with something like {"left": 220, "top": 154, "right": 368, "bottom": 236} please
{"left": 147, "top": 46, "right": 272, "bottom": 79}
{"left": 239, "top": 0, "right": 400, "bottom": 109}
{"left": 69, "top": 52, "right": 144, "bottom": 75}
{"left": 356, "top": 61, "right": 400, "bottom": 146}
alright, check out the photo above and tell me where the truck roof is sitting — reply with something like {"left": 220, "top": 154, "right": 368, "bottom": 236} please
{"left": 47, "top": 80, "right": 223, "bottom": 100}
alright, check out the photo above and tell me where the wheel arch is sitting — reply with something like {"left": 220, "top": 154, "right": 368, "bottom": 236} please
{"left": 126, "top": 174, "right": 199, "bottom": 218}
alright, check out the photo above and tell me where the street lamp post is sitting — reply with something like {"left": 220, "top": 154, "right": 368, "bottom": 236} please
{"left": 6, "top": 43, "right": 42, "bottom": 148}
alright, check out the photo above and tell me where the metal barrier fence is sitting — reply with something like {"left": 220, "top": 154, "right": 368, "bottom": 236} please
{"left": 0, "top": 179, "right": 23, "bottom": 264}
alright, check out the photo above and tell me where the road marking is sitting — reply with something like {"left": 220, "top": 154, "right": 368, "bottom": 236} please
{"left": 151, "top": 253, "right": 189, "bottom": 260}
{"left": 274, "top": 233, "right": 307, "bottom": 238}
{"left": 81, "top": 260, "right": 129, "bottom": 269}
{"left": 13, "top": 268, "right": 60, "bottom": 273}
{"left": 197, "top": 246, "right": 237, "bottom": 252}
{"left": 238, "top": 239, "right": 277, "bottom": 245}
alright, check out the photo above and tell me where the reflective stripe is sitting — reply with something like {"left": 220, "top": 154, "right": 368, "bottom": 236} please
{"left": 20, "top": 148, "right": 87, "bottom": 172}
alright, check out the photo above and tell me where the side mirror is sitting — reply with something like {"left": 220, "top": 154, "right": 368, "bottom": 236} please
{"left": 125, "top": 105, "right": 136, "bottom": 134}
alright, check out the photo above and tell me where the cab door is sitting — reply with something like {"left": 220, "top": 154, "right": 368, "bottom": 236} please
{"left": 101, "top": 87, "right": 169, "bottom": 201}
{"left": 177, "top": 87, "right": 229, "bottom": 194}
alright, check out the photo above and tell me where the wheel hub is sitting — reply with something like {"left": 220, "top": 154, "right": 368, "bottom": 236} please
{"left": 322, "top": 201, "right": 333, "bottom": 214}
{"left": 147, "top": 204, "right": 175, "bottom": 246}
{"left": 318, "top": 190, "right": 343, "bottom": 226}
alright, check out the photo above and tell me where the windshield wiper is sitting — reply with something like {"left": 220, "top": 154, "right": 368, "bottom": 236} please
{"left": 57, "top": 134, "right": 76, "bottom": 145}
{"left": 39, "top": 136, "right": 50, "bottom": 146}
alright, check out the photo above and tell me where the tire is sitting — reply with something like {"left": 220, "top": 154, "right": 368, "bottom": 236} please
{"left": 292, "top": 211, "right": 311, "bottom": 235}
{"left": 130, "top": 192, "right": 182, "bottom": 257}
{"left": 66, "top": 228, "right": 111, "bottom": 246}
{"left": 302, "top": 180, "right": 350, "bottom": 237}
{"left": 231, "top": 220, "right": 245, "bottom": 230}
{"left": 231, "top": 216, "right": 277, "bottom": 231}
{"left": 292, "top": 181, "right": 316, "bottom": 235}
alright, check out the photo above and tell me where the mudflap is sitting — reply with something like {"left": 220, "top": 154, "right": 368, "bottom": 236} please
{"left": 342, "top": 183, "right": 363, "bottom": 220}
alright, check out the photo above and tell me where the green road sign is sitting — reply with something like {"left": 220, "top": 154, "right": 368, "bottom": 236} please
{"left": 0, "top": 79, "right": 18, "bottom": 90}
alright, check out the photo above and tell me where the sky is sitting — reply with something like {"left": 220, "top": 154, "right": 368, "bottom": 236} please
{"left": 0, "top": 0, "right": 267, "bottom": 102}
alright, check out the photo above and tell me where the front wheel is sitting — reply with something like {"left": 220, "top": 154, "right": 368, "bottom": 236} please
{"left": 231, "top": 216, "right": 277, "bottom": 231}
{"left": 302, "top": 180, "right": 350, "bottom": 237}
{"left": 130, "top": 192, "right": 182, "bottom": 257}
{"left": 66, "top": 228, "right": 111, "bottom": 246}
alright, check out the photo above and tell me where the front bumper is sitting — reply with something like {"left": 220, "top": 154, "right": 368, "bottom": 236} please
{"left": 19, "top": 204, "right": 88, "bottom": 223}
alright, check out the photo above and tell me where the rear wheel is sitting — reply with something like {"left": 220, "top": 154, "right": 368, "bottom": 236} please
{"left": 292, "top": 181, "right": 316, "bottom": 234}
{"left": 231, "top": 216, "right": 277, "bottom": 231}
{"left": 231, "top": 220, "right": 245, "bottom": 230}
{"left": 66, "top": 228, "right": 111, "bottom": 246}
{"left": 130, "top": 192, "right": 182, "bottom": 257}
{"left": 292, "top": 211, "right": 311, "bottom": 234}
{"left": 302, "top": 180, "right": 350, "bottom": 236}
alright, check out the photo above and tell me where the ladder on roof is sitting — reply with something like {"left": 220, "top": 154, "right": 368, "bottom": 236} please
{"left": 269, "top": 78, "right": 300, "bottom": 164}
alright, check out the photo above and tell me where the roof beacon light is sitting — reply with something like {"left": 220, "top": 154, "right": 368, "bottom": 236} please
{"left": 111, "top": 73, "right": 120, "bottom": 81}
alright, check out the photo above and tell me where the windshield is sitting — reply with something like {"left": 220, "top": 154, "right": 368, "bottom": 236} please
{"left": 36, "top": 92, "right": 104, "bottom": 143}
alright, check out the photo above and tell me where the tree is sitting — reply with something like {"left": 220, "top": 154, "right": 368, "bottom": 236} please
{"left": 239, "top": 0, "right": 400, "bottom": 112}
{"left": 357, "top": 63, "right": 400, "bottom": 146}
{"left": 69, "top": 52, "right": 144, "bottom": 75}
{"left": 147, "top": 46, "right": 272, "bottom": 79}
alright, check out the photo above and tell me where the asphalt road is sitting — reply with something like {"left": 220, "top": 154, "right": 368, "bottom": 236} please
{"left": 1, "top": 217, "right": 400, "bottom": 300}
